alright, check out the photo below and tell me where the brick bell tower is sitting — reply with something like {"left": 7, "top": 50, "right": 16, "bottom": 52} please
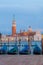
{"left": 12, "top": 15, "right": 16, "bottom": 36}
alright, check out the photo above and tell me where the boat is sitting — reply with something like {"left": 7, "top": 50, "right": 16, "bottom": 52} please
{"left": 0, "top": 44, "right": 7, "bottom": 54}
{"left": 19, "top": 45, "right": 31, "bottom": 55}
{"left": 7, "top": 44, "right": 18, "bottom": 54}
{"left": 33, "top": 45, "right": 41, "bottom": 55}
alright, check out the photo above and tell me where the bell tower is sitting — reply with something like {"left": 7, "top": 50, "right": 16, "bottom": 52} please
{"left": 12, "top": 15, "right": 16, "bottom": 36}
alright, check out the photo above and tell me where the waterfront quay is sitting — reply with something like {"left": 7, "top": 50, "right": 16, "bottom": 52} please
{"left": 0, "top": 55, "right": 43, "bottom": 65}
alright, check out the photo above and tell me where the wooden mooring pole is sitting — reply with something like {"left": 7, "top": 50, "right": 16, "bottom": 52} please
{"left": 28, "top": 37, "right": 31, "bottom": 54}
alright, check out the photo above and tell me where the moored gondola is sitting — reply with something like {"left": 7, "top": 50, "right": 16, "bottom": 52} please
{"left": 7, "top": 45, "right": 18, "bottom": 55}
{"left": 0, "top": 44, "right": 7, "bottom": 54}
{"left": 19, "top": 45, "right": 31, "bottom": 55}
{"left": 33, "top": 45, "right": 41, "bottom": 55}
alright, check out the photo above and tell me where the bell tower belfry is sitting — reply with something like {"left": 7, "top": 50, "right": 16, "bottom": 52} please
{"left": 12, "top": 15, "right": 16, "bottom": 36}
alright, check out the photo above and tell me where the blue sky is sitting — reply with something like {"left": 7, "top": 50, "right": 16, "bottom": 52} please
{"left": 0, "top": 0, "right": 43, "bottom": 34}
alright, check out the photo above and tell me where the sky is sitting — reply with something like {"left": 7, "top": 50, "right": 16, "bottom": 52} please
{"left": 0, "top": 0, "right": 43, "bottom": 34}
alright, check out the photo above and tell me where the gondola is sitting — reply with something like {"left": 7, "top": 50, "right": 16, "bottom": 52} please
{"left": 7, "top": 45, "right": 18, "bottom": 55}
{"left": 0, "top": 44, "right": 7, "bottom": 54}
{"left": 33, "top": 45, "right": 41, "bottom": 55}
{"left": 19, "top": 45, "right": 31, "bottom": 55}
